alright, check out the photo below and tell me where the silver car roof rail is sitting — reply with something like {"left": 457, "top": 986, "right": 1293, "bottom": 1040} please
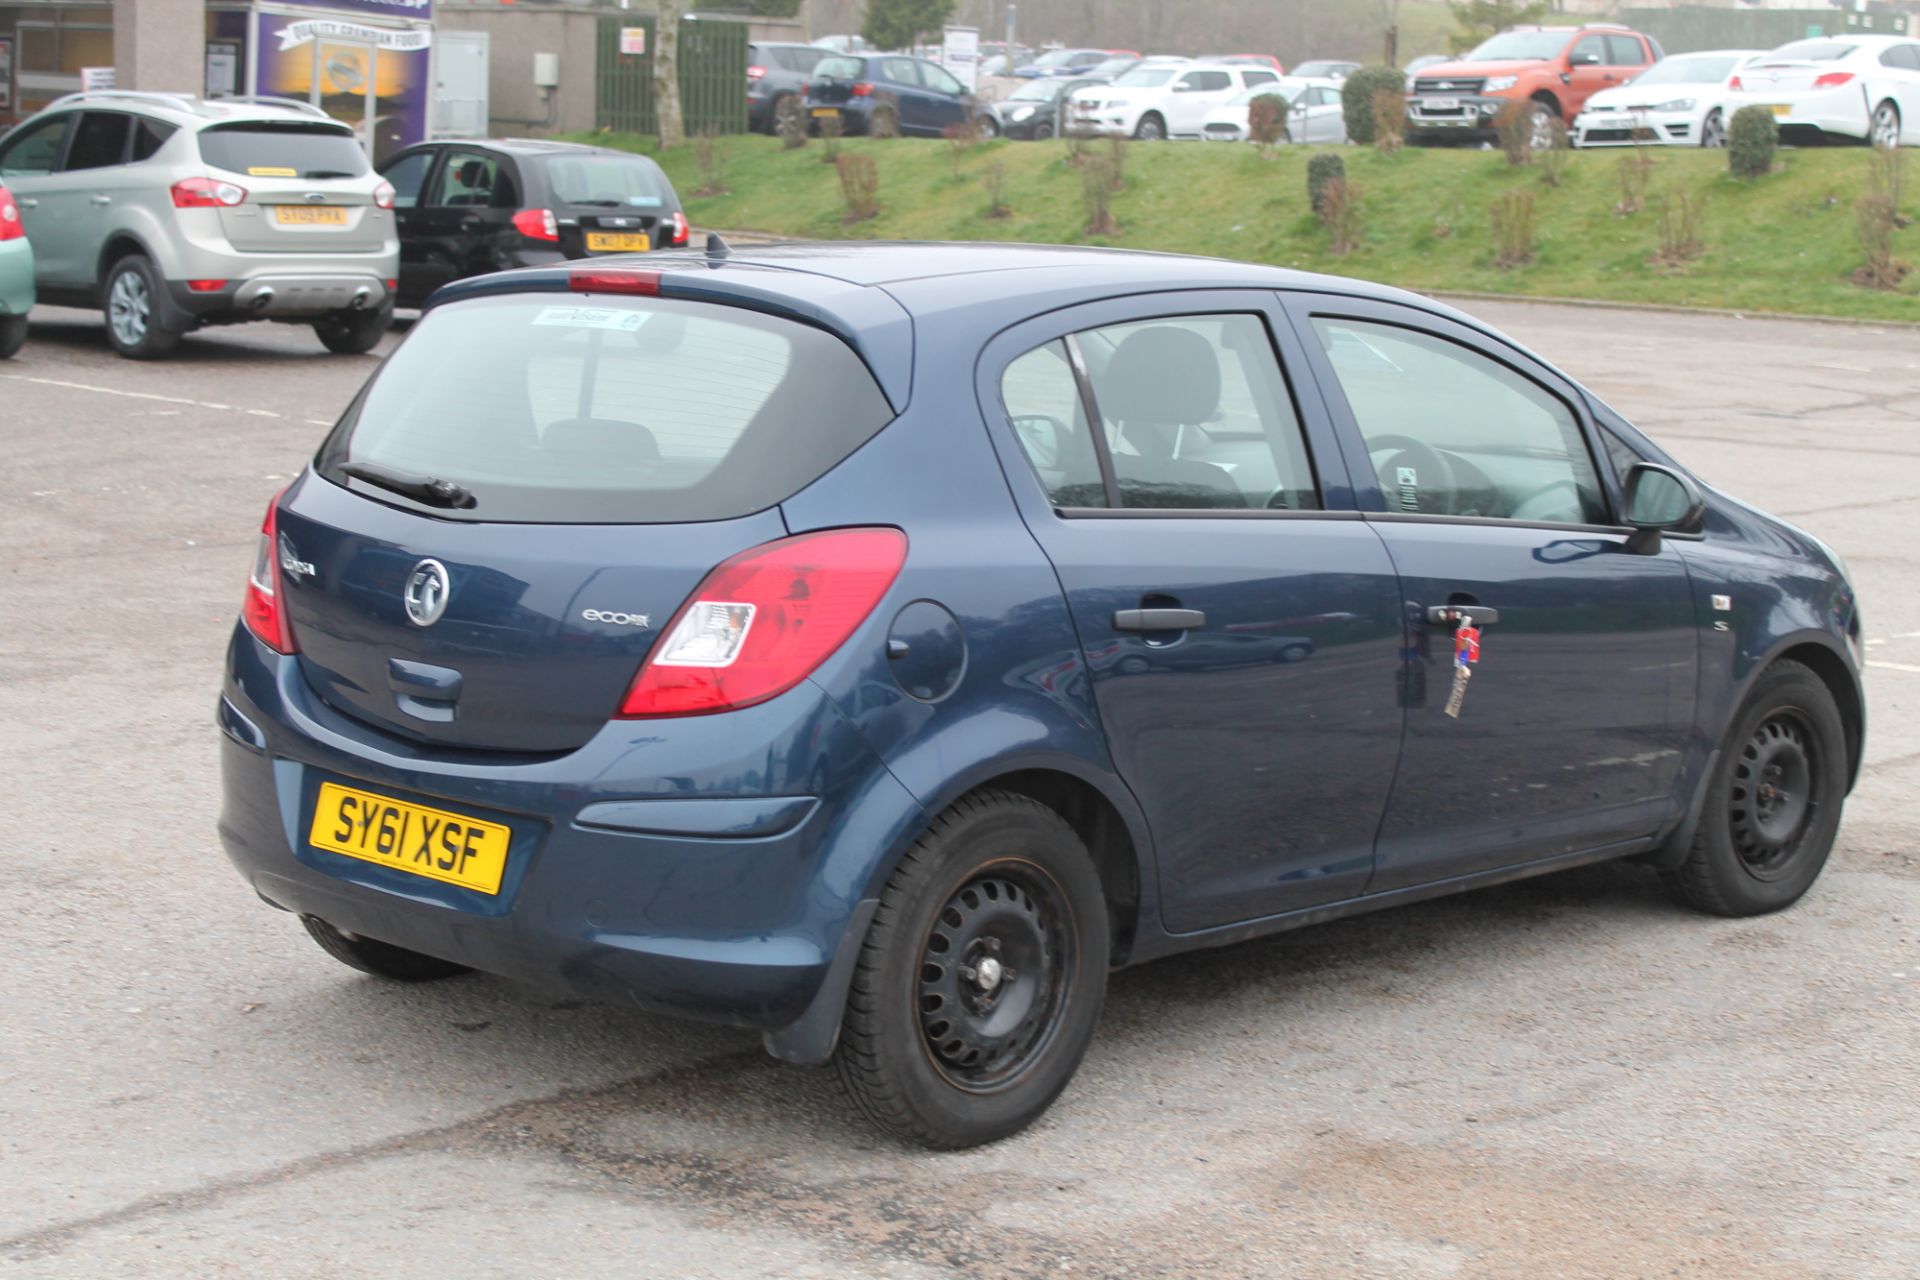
{"left": 205, "top": 95, "right": 335, "bottom": 120}
{"left": 39, "top": 90, "right": 334, "bottom": 121}
{"left": 41, "top": 89, "right": 199, "bottom": 113}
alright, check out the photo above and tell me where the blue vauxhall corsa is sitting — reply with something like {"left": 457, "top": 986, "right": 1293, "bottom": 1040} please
{"left": 218, "top": 242, "right": 1864, "bottom": 1148}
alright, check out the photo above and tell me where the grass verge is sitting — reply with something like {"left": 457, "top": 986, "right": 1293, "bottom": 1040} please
{"left": 584, "top": 132, "right": 1920, "bottom": 323}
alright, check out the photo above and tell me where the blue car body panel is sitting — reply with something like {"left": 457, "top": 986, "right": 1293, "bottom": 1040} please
{"left": 217, "top": 242, "right": 1863, "bottom": 1060}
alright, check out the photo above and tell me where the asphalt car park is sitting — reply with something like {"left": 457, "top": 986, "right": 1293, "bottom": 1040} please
{"left": 2, "top": 296, "right": 1918, "bottom": 1274}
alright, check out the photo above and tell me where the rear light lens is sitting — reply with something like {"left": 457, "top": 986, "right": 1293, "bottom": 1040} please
{"left": 669, "top": 210, "right": 689, "bottom": 246}
{"left": 1728, "top": 75, "right": 1743, "bottom": 91}
{"left": 1813, "top": 72, "right": 1855, "bottom": 89}
{"left": 186, "top": 279, "right": 227, "bottom": 293}
{"left": 171, "top": 177, "right": 247, "bottom": 208}
{"left": 511, "top": 207, "right": 559, "bottom": 242}
{"left": 851, "top": 82, "right": 875, "bottom": 97}
{"left": 242, "top": 490, "right": 298, "bottom": 655}
{"left": 0, "top": 187, "right": 23, "bottom": 241}
{"left": 617, "top": 528, "right": 908, "bottom": 718}
{"left": 372, "top": 180, "right": 396, "bottom": 210}
{"left": 747, "top": 64, "right": 767, "bottom": 80}
{"left": 570, "top": 268, "right": 660, "bottom": 295}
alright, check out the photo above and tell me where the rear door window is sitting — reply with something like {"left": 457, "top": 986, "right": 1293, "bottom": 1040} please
{"left": 318, "top": 293, "right": 896, "bottom": 524}
{"left": 64, "top": 112, "right": 131, "bottom": 171}
{"left": 198, "top": 122, "right": 369, "bottom": 178}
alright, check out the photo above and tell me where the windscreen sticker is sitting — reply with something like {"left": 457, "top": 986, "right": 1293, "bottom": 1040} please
{"left": 531, "top": 306, "right": 651, "bottom": 332}
{"left": 247, "top": 166, "right": 298, "bottom": 177}
{"left": 626, "top": 196, "right": 663, "bottom": 207}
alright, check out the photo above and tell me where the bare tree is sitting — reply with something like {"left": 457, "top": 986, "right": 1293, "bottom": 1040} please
{"left": 655, "top": 0, "right": 686, "bottom": 149}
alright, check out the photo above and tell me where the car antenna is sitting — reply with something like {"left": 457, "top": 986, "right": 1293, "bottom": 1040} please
{"left": 705, "top": 232, "right": 730, "bottom": 264}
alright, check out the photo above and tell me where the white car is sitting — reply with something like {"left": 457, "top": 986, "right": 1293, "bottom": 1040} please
{"left": 1723, "top": 34, "right": 1920, "bottom": 147}
{"left": 1201, "top": 79, "right": 1348, "bottom": 145}
{"left": 1067, "top": 62, "right": 1282, "bottom": 140}
{"left": 1572, "top": 49, "right": 1765, "bottom": 148}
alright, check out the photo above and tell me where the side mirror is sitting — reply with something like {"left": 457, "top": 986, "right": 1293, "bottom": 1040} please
{"left": 1570, "top": 51, "right": 1601, "bottom": 67}
{"left": 1621, "top": 462, "right": 1704, "bottom": 554}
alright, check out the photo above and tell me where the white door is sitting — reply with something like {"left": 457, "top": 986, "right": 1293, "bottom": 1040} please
{"left": 1167, "top": 69, "right": 1235, "bottom": 134}
{"left": 434, "top": 30, "right": 490, "bottom": 139}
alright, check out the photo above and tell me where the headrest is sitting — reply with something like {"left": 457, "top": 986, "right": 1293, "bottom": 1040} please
{"left": 456, "top": 159, "right": 487, "bottom": 187}
{"left": 1099, "top": 326, "right": 1221, "bottom": 425}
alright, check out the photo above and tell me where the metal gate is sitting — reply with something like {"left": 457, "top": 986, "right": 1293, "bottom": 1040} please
{"left": 1620, "top": 6, "right": 1915, "bottom": 56}
{"left": 596, "top": 15, "right": 749, "bottom": 135}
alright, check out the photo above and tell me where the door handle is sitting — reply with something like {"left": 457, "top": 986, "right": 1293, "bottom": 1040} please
{"left": 1426, "top": 604, "right": 1500, "bottom": 627}
{"left": 1114, "top": 608, "right": 1206, "bottom": 632}
{"left": 90, "top": 194, "right": 112, "bottom": 206}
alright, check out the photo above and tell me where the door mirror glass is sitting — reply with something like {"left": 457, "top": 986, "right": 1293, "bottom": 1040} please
{"left": 1622, "top": 463, "right": 1702, "bottom": 530}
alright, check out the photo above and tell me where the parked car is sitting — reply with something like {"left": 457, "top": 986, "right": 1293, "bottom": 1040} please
{"left": 747, "top": 41, "right": 831, "bottom": 135}
{"left": 0, "top": 90, "right": 398, "bottom": 359}
{"left": 376, "top": 140, "right": 687, "bottom": 311}
{"left": 812, "top": 34, "right": 870, "bottom": 54}
{"left": 1068, "top": 61, "right": 1284, "bottom": 140}
{"left": 0, "top": 182, "right": 31, "bottom": 358}
{"left": 1724, "top": 35, "right": 1920, "bottom": 148}
{"left": 1014, "top": 48, "right": 1111, "bottom": 79}
{"left": 217, "top": 241, "right": 1863, "bottom": 1149}
{"left": 1202, "top": 79, "right": 1347, "bottom": 144}
{"left": 1573, "top": 49, "right": 1765, "bottom": 149}
{"left": 1407, "top": 24, "right": 1663, "bottom": 149}
{"left": 806, "top": 54, "right": 989, "bottom": 138}
{"left": 998, "top": 76, "right": 1110, "bottom": 141}
{"left": 1287, "top": 59, "right": 1360, "bottom": 82}
{"left": 1404, "top": 54, "right": 1450, "bottom": 78}
{"left": 1204, "top": 54, "right": 1288, "bottom": 75}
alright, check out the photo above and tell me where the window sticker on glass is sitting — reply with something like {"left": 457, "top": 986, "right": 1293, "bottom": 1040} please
{"left": 530, "top": 306, "right": 652, "bottom": 332}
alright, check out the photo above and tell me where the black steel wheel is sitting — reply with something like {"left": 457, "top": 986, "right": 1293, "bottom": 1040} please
{"left": 1664, "top": 660, "right": 1848, "bottom": 917}
{"left": 0, "top": 313, "right": 25, "bottom": 360}
{"left": 834, "top": 791, "right": 1108, "bottom": 1148}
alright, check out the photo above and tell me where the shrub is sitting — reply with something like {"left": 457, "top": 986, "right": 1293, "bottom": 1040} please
{"left": 1064, "top": 125, "right": 1094, "bottom": 168}
{"left": 1537, "top": 118, "right": 1570, "bottom": 187}
{"left": 1490, "top": 189, "right": 1536, "bottom": 268}
{"left": 775, "top": 98, "right": 807, "bottom": 150}
{"left": 1081, "top": 155, "right": 1118, "bottom": 237}
{"left": 1854, "top": 194, "right": 1909, "bottom": 289}
{"left": 1371, "top": 88, "right": 1407, "bottom": 154}
{"left": 1307, "top": 152, "right": 1346, "bottom": 216}
{"left": 1868, "top": 144, "right": 1910, "bottom": 228}
{"left": 837, "top": 152, "right": 879, "bottom": 222}
{"left": 1651, "top": 191, "right": 1707, "bottom": 268}
{"left": 1728, "top": 105, "right": 1777, "bottom": 178}
{"left": 1493, "top": 101, "right": 1536, "bottom": 166}
{"left": 1615, "top": 148, "right": 1653, "bottom": 215}
{"left": 1104, "top": 136, "right": 1127, "bottom": 191}
{"left": 983, "top": 160, "right": 1010, "bottom": 219}
{"left": 1248, "top": 93, "right": 1289, "bottom": 150}
{"left": 818, "top": 110, "right": 843, "bottom": 164}
{"left": 869, "top": 97, "right": 902, "bottom": 139}
{"left": 692, "top": 127, "right": 728, "bottom": 197}
{"left": 1319, "top": 177, "right": 1363, "bottom": 255}
{"left": 1341, "top": 66, "right": 1405, "bottom": 146}
{"left": 941, "top": 120, "right": 976, "bottom": 178}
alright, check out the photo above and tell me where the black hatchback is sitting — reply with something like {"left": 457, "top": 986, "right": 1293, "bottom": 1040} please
{"left": 378, "top": 139, "right": 688, "bottom": 308}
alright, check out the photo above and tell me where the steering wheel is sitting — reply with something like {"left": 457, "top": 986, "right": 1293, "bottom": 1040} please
{"left": 1368, "top": 434, "right": 1455, "bottom": 516}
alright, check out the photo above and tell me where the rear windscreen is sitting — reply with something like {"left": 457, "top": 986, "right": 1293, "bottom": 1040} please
{"left": 198, "top": 122, "right": 369, "bottom": 178}
{"left": 316, "top": 293, "right": 896, "bottom": 523}
{"left": 542, "top": 154, "right": 669, "bottom": 209}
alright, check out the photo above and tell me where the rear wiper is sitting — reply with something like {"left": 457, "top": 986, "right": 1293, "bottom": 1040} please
{"left": 342, "top": 461, "right": 476, "bottom": 509}
{"left": 304, "top": 170, "right": 359, "bottom": 179}
{"left": 569, "top": 199, "right": 625, "bottom": 207}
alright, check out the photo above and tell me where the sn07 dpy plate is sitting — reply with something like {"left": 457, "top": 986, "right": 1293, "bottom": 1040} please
{"left": 308, "top": 781, "right": 511, "bottom": 894}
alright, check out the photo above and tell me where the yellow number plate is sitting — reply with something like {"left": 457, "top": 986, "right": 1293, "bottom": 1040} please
{"left": 274, "top": 205, "right": 349, "bottom": 226}
{"left": 308, "top": 782, "right": 511, "bottom": 895}
{"left": 1769, "top": 104, "right": 1793, "bottom": 118}
{"left": 811, "top": 107, "right": 840, "bottom": 118}
{"left": 585, "top": 231, "right": 651, "bottom": 252}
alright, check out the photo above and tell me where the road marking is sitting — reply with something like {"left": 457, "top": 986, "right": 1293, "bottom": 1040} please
{"left": 1, "top": 372, "right": 284, "bottom": 418}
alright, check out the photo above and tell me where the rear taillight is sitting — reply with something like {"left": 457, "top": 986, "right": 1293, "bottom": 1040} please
{"left": 570, "top": 268, "right": 660, "bottom": 295}
{"left": 242, "top": 490, "right": 298, "bottom": 655}
{"left": 617, "top": 528, "right": 908, "bottom": 718}
{"left": 0, "top": 187, "right": 22, "bottom": 242}
{"left": 511, "top": 207, "right": 559, "bottom": 242}
{"left": 372, "top": 180, "right": 396, "bottom": 210}
{"left": 851, "top": 82, "right": 876, "bottom": 97}
{"left": 171, "top": 177, "right": 247, "bottom": 208}
{"left": 669, "top": 210, "right": 689, "bottom": 246}
{"left": 747, "top": 64, "right": 767, "bottom": 80}
{"left": 1813, "top": 72, "right": 1855, "bottom": 89}
{"left": 1728, "top": 75, "right": 1743, "bottom": 91}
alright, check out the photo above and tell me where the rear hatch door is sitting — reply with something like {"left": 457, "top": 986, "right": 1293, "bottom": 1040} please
{"left": 808, "top": 56, "right": 866, "bottom": 107}
{"left": 199, "top": 120, "right": 387, "bottom": 253}
{"left": 536, "top": 151, "right": 673, "bottom": 256}
{"left": 286, "top": 286, "right": 898, "bottom": 754}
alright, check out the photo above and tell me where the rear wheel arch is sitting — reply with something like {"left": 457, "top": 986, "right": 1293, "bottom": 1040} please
{"left": 97, "top": 233, "right": 156, "bottom": 291}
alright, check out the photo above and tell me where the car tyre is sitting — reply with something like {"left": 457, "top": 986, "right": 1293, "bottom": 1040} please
{"left": 1700, "top": 108, "right": 1727, "bottom": 149}
{"left": 301, "top": 915, "right": 473, "bottom": 981}
{"left": 1662, "top": 660, "right": 1847, "bottom": 918}
{"left": 313, "top": 303, "right": 393, "bottom": 355}
{"left": 0, "top": 314, "right": 25, "bottom": 360}
{"left": 1527, "top": 100, "right": 1559, "bottom": 150}
{"left": 1033, "top": 121, "right": 1054, "bottom": 141}
{"left": 1133, "top": 112, "right": 1166, "bottom": 141}
{"left": 1870, "top": 101, "right": 1900, "bottom": 151}
{"left": 975, "top": 114, "right": 1000, "bottom": 140}
{"left": 833, "top": 790, "right": 1109, "bottom": 1149}
{"left": 102, "top": 255, "right": 181, "bottom": 360}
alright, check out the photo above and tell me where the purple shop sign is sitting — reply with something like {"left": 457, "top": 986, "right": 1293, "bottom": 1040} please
{"left": 274, "top": 0, "right": 433, "bottom": 20}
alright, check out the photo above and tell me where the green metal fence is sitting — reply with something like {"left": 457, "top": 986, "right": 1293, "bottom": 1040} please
{"left": 1620, "top": 6, "right": 1914, "bottom": 56}
{"left": 596, "top": 15, "right": 749, "bottom": 135}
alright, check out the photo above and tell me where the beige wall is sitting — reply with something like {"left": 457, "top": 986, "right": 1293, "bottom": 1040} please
{"left": 112, "top": 0, "right": 202, "bottom": 93}
{"left": 435, "top": 4, "right": 599, "bottom": 137}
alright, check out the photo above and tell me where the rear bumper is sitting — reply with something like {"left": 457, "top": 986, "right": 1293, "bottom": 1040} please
{"left": 216, "top": 627, "right": 923, "bottom": 1037}
{"left": 1725, "top": 91, "right": 1869, "bottom": 142}
{"left": 170, "top": 273, "right": 392, "bottom": 322}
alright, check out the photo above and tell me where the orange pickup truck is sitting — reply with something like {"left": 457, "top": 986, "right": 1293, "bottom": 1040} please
{"left": 1406, "top": 24, "right": 1664, "bottom": 148}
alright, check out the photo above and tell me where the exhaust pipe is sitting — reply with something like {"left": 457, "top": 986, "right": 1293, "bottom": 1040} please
{"left": 349, "top": 286, "right": 371, "bottom": 311}
{"left": 249, "top": 288, "right": 275, "bottom": 313}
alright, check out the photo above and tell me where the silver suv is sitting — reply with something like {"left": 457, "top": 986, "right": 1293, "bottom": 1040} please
{"left": 0, "top": 91, "right": 398, "bottom": 359}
